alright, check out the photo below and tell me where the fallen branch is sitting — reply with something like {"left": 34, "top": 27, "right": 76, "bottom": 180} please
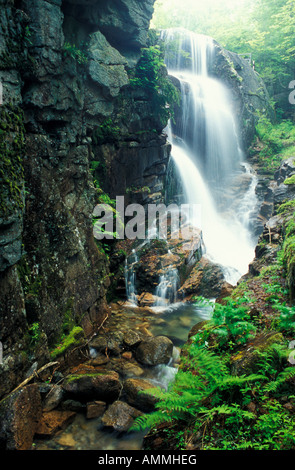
{"left": 9, "top": 361, "right": 59, "bottom": 395}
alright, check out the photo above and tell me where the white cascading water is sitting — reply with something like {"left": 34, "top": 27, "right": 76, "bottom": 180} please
{"left": 124, "top": 249, "right": 138, "bottom": 305}
{"left": 163, "top": 28, "right": 259, "bottom": 285}
{"left": 154, "top": 267, "right": 180, "bottom": 307}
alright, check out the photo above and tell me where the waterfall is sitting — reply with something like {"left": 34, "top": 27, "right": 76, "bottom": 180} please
{"left": 162, "top": 28, "right": 259, "bottom": 284}
{"left": 124, "top": 249, "right": 138, "bottom": 305}
{"left": 154, "top": 267, "right": 180, "bottom": 307}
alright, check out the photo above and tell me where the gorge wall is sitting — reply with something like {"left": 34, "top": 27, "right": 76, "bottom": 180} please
{"left": 0, "top": 0, "right": 168, "bottom": 399}
{"left": 0, "top": 0, "right": 272, "bottom": 401}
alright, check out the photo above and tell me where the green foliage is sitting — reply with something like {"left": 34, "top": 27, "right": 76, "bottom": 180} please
{"left": 129, "top": 45, "right": 180, "bottom": 123}
{"left": 153, "top": 0, "right": 295, "bottom": 118}
{"left": 62, "top": 41, "right": 88, "bottom": 65}
{"left": 17, "top": 255, "right": 42, "bottom": 298}
{"left": 132, "top": 336, "right": 295, "bottom": 450}
{"left": 274, "top": 303, "right": 295, "bottom": 334}
{"left": 0, "top": 104, "right": 25, "bottom": 217}
{"left": 193, "top": 296, "right": 257, "bottom": 351}
{"left": 255, "top": 118, "right": 295, "bottom": 170}
{"left": 50, "top": 326, "right": 85, "bottom": 360}
{"left": 277, "top": 200, "right": 295, "bottom": 215}
{"left": 284, "top": 175, "right": 295, "bottom": 186}
{"left": 28, "top": 322, "right": 42, "bottom": 346}
{"left": 91, "top": 179, "right": 124, "bottom": 256}
{"left": 92, "top": 118, "right": 121, "bottom": 145}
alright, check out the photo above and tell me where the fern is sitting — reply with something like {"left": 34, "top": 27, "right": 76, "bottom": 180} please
{"left": 264, "top": 367, "right": 295, "bottom": 393}
{"left": 130, "top": 410, "right": 173, "bottom": 432}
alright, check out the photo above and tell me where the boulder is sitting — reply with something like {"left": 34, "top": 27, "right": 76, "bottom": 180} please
{"left": 121, "top": 361, "right": 145, "bottom": 378}
{"left": 0, "top": 384, "right": 42, "bottom": 450}
{"left": 123, "top": 330, "right": 142, "bottom": 348}
{"left": 86, "top": 401, "right": 107, "bottom": 419}
{"left": 123, "top": 378, "right": 159, "bottom": 412}
{"left": 89, "top": 331, "right": 124, "bottom": 357}
{"left": 42, "top": 384, "right": 64, "bottom": 412}
{"left": 137, "top": 292, "right": 156, "bottom": 308}
{"left": 178, "top": 257, "right": 226, "bottom": 300}
{"left": 231, "top": 331, "right": 284, "bottom": 375}
{"left": 216, "top": 282, "right": 235, "bottom": 305}
{"left": 35, "top": 410, "right": 76, "bottom": 438}
{"left": 101, "top": 400, "right": 142, "bottom": 432}
{"left": 62, "top": 371, "right": 121, "bottom": 402}
{"left": 71, "top": 0, "right": 155, "bottom": 50}
{"left": 135, "top": 336, "right": 174, "bottom": 366}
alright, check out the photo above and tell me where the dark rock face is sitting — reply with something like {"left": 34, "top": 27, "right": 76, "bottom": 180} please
{"left": 212, "top": 46, "right": 274, "bottom": 151}
{"left": 0, "top": 0, "right": 159, "bottom": 399}
{"left": 0, "top": 384, "right": 42, "bottom": 450}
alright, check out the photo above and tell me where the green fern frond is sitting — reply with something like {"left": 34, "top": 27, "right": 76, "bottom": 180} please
{"left": 264, "top": 367, "right": 295, "bottom": 393}
{"left": 130, "top": 410, "right": 173, "bottom": 432}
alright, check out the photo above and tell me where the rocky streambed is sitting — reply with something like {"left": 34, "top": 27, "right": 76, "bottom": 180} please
{"left": 27, "top": 301, "right": 212, "bottom": 451}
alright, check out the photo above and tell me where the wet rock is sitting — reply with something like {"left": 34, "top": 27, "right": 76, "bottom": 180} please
{"left": 274, "top": 157, "right": 295, "bottom": 185}
{"left": 42, "top": 384, "right": 65, "bottom": 412}
{"left": 216, "top": 282, "right": 235, "bottom": 305}
{"left": 123, "top": 378, "right": 159, "bottom": 412}
{"left": 138, "top": 292, "right": 156, "bottom": 307}
{"left": 90, "top": 332, "right": 124, "bottom": 357}
{"left": 35, "top": 410, "right": 76, "bottom": 438}
{"left": 123, "top": 330, "right": 142, "bottom": 348}
{"left": 56, "top": 433, "right": 77, "bottom": 448}
{"left": 134, "top": 226, "right": 202, "bottom": 297}
{"left": 89, "top": 336, "right": 108, "bottom": 353}
{"left": 86, "top": 401, "right": 107, "bottom": 419}
{"left": 272, "top": 158, "right": 295, "bottom": 204}
{"left": 121, "top": 362, "right": 145, "bottom": 378}
{"left": 0, "top": 384, "right": 42, "bottom": 450}
{"left": 135, "top": 336, "right": 174, "bottom": 366}
{"left": 179, "top": 256, "right": 226, "bottom": 300}
{"left": 60, "top": 399, "right": 86, "bottom": 413}
{"left": 62, "top": 371, "right": 121, "bottom": 403}
{"left": 88, "top": 30, "right": 129, "bottom": 97}
{"left": 188, "top": 321, "right": 209, "bottom": 341}
{"left": 101, "top": 400, "right": 142, "bottom": 432}
{"left": 88, "top": 353, "right": 110, "bottom": 367}
{"left": 122, "top": 351, "right": 133, "bottom": 360}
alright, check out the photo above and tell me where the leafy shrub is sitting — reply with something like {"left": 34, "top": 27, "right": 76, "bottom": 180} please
{"left": 129, "top": 45, "right": 180, "bottom": 123}
{"left": 63, "top": 42, "right": 88, "bottom": 65}
{"left": 193, "top": 296, "right": 257, "bottom": 351}
{"left": 255, "top": 117, "right": 295, "bottom": 170}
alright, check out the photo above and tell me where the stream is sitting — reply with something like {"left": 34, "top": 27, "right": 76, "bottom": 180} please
{"left": 34, "top": 301, "right": 212, "bottom": 450}
{"left": 35, "top": 28, "right": 261, "bottom": 451}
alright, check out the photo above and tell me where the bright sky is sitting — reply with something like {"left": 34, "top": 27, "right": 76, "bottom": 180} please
{"left": 151, "top": 0, "right": 253, "bottom": 37}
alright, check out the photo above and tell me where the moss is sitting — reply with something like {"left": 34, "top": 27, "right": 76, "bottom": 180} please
{"left": 17, "top": 255, "right": 42, "bottom": 298}
{"left": 92, "top": 118, "right": 121, "bottom": 145}
{"left": 64, "top": 372, "right": 107, "bottom": 383}
{"left": 0, "top": 104, "right": 25, "bottom": 218}
{"left": 277, "top": 200, "right": 295, "bottom": 215}
{"left": 284, "top": 175, "right": 295, "bottom": 185}
{"left": 49, "top": 326, "right": 85, "bottom": 360}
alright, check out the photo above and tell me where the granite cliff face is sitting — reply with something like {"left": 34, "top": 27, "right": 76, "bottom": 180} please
{"left": 0, "top": 0, "right": 163, "bottom": 399}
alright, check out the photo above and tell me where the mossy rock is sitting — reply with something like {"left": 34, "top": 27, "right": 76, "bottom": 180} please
{"left": 49, "top": 327, "right": 85, "bottom": 360}
{"left": 230, "top": 331, "right": 284, "bottom": 375}
{"left": 284, "top": 175, "right": 295, "bottom": 185}
{"left": 62, "top": 370, "right": 121, "bottom": 403}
